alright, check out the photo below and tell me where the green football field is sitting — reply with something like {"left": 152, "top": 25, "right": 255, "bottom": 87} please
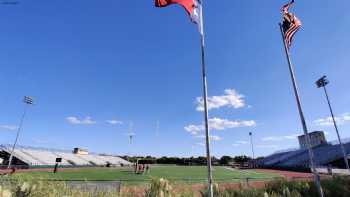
{"left": 17, "top": 166, "right": 280, "bottom": 184}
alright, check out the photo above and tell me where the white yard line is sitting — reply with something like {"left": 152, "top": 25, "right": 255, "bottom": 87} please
{"left": 223, "top": 167, "right": 260, "bottom": 176}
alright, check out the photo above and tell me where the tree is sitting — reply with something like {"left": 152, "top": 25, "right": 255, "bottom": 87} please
{"left": 233, "top": 155, "right": 251, "bottom": 163}
{"left": 220, "top": 156, "right": 233, "bottom": 165}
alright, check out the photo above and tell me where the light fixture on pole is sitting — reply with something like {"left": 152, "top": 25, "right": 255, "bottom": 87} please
{"left": 7, "top": 96, "right": 34, "bottom": 169}
{"left": 316, "top": 76, "right": 350, "bottom": 172}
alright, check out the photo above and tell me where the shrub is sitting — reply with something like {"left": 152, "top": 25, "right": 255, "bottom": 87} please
{"left": 0, "top": 177, "right": 119, "bottom": 197}
{"left": 265, "top": 179, "right": 312, "bottom": 197}
{"left": 321, "top": 176, "right": 350, "bottom": 197}
{"left": 145, "top": 178, "right": 173, "bottom": 197}
{"left": 1, "top": 175, "right": 350, "bottom": 196}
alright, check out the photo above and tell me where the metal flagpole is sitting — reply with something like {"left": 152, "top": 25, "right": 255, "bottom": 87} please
{"left": 198, "top": 1, "right": 213, "bottom": 196}
{"left": 8, "top": 96, "right": 34, "bottom": 169}
{"left": 316, "top": 76, "right": 350, "bottom": 172}
{"left": 279, "top": 23, "right": 324, "bottom": 197}
{"left": 279, "top": 24, "right": 324, "bottom": 197}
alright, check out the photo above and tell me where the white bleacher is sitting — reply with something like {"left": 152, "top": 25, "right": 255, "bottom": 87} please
{"left": 22, "top": 149, "right": 71, "bottom": 166}
{"left": 0, "top": 145, "right": 131, "bottom": 167}
{"left": 260, "top": 142, "right": 350, "bottom": 169}
{"left": 13, "top": 149, "right": 42, "bottom": 165}
{"left": 99, "top": 155, "right": 131, "bottom": 165}
{"left": 77, "top": 154, "right": 108, "bottom": 166}
{"left": 55, "top": 152, "right": 91, "bottom": 166}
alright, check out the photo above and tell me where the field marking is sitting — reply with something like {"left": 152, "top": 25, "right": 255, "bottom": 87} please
{"left": 223, "top": 167, "right": 267, "bottom": 177}
{"left": 223, "top": 167, "right": 249, "bottom": 175}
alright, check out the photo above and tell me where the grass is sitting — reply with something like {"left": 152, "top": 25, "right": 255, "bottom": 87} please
{"left": 15, "top": 166, "right": 279, "bottom": 184}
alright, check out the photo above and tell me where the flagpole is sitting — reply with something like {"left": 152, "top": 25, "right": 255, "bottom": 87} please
{"left": 199, "top": 2, "right": 213, "bottom": 196}
{"left": 279, "top": 23, "right": 324, "bottom": 197}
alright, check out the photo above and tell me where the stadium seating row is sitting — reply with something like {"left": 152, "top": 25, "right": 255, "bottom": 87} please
{"left": 0, "top": 145, "right": 131, "bottom": 167}
{"left": 257, "top": 142, "right": 350, "bottom": 169}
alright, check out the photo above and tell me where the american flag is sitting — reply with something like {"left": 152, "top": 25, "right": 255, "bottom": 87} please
{"left": 281, "top": 0, "right": 302, "bottom": 49}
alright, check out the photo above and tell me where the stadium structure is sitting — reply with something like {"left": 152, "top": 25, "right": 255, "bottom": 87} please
{"left": 0, "top": 145, "right": 131, "bottom": 168}
{"left": 257, "top": 131, "right": 350, "bottom": 171}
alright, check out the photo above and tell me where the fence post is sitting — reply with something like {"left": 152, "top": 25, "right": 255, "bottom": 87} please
{"left": 118, "top": 181, "right": 121, "bottom": 194}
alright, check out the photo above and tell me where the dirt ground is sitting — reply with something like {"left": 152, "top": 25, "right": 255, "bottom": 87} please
{"left": 253, "top": 169, "right": 314, "bottom": 180}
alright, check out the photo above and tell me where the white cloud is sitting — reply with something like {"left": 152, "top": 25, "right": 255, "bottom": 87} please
{"left": 195, "top": 135, "right": 222, "bottom": 141}
{"left": 236, "top": 140, "right": 248, "bottom": 144}
{"left": 262, "top": 134, "right": 299, "bottom": 142}
{"left": 196, "top": 89, "right": 246, "bottom": 111}
{"left": 232, "top": 140, "right": 248, "bottom": 147}
{"left": 314, "top": 117, "right": 337, "bottom": 126}
{"left": 261, "top": 136, "right": 283, "bottom": 141}
{"left": 284, "top": 134, "right": 299, "bottom": 139}
{"left": 344, "top": 114, "right": 350, "bottom": 121}
{"left": 106, "top": 120, "right": 123, "bottom": 125}
{"left": 184, "top": 124, "right": 204, "bottom": 135}
{"left": 0, "top": 125, "right": 18, "bottom": 131}
{"left": 66, "top": 116, "right": 96, "bottom": 125}
{"left": 185, "top": 118, "right": 256, "bottom": 135}
{"left": 209, "top": 118, "right": 256, "bottom": 131}
{"left": 314, "top": 113, "right": 350, "bottom": 126}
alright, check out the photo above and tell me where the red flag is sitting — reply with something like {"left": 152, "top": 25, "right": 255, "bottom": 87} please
{"left": 155, "top": 0, "right": 203, "bottom": 35}
{"left": 155, "top": 0, "right": 195, "bottom": 16}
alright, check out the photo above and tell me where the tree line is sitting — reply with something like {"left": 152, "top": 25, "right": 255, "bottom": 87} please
{"left": 120, "top": 155, "right": 264, "bottom": 165}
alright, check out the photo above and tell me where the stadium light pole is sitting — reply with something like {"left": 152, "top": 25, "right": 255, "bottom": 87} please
{"left": 316, "top": 76, "right": 350, "bottom": 172}
{"left": 7, "top": 96, "right": 34, "bottom": 169}
{"left": 249, "top": 132, "right": 255, "bottom": 168}
{"left": 249, "top": 132, "right": 255, "bottom": 159}
{"left": 127, "top": 121, "right": 135, "bottom": 163}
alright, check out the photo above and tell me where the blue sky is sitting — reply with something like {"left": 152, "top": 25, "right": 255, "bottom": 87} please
{"left": 0, "top": 0, "right": 349, "bottom": 157}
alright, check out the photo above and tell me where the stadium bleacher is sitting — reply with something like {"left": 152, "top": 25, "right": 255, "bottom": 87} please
{"left": 257, "top": 142, "right": 350, "bottom": 170}
{"left": 0, "top": 145, "right": 131, "bottom": 168}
